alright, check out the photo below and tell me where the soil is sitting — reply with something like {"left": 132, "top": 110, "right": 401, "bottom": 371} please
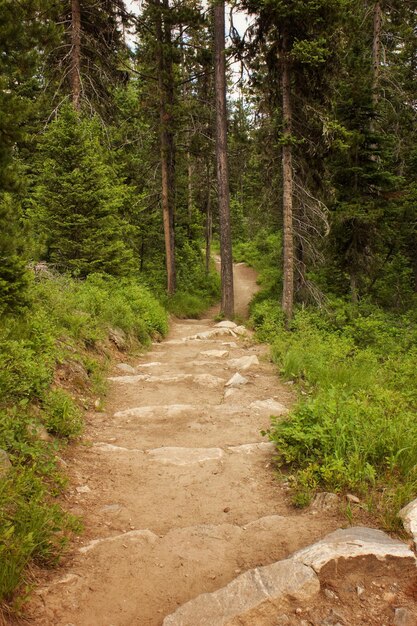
{"left": 23, "top": 263, "right": 417, "bottom": 626}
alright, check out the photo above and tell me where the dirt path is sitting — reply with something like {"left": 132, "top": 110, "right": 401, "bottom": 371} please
{"left": 30, "top": 264, "right": 347, "bottom": 625}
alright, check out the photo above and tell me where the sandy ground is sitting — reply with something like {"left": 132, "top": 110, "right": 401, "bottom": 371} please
{"left": 25, "top": 264, "right": 361, "bottom": 626}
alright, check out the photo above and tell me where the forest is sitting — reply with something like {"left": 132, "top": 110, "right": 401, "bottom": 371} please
{"left": 0, "top": 0, "right": 416, "bottom": 611}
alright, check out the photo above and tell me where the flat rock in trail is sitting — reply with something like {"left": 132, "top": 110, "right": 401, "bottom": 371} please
{"left": 29, "top": 261, "right": 415, "bottom": 626}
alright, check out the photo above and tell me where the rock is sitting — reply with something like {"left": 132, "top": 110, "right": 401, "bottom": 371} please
{"left": 399, "top": 497, "right": 417, "bottom": 548}
{"left": 0, "top": 449, "right": 11, "bottom": 476}
{"left": 323, "top": 588, "right": 339, "bottom": 601}
{"left": 311, "top": 492, "right": 339, "bottom": 512}
{"left": 225, "top": 373, "right": 248, "bottom": 387}
{"left": 147, "top": 374, "right": 192, "bottom": 384}
{"left": 292, "top": 527, "right": 416, "bottom": 573}
{"left": 107, "top": 374, "right": 150, "bottom": 384}
{"left": 321, "top": 611, "right": 345, "bottom": 626}
{"left": 79, "top": 529, "right": 157, "bottom": 554}
{"left": 76, "top": 485, "right": 91, "bottom": 494}
{"left": 227, "top": 355, "right": 259, "bottom": 371}
{"left": 116, "top": 363, "right": 136, "bottom": 374}
{"left": 200, "top": 350, "right": 229, "bottom": 358}
{"left": 99, "top": 503, "right": 123, "bottom": 514}
{"left": 233, "top": 325, "right": 247, "bottom": 336}
{"left": 221, "top": 342, "right": 238, "bottom": 348}
{"left": 215, "top": 321, "right": 237, "bottom": 329}
{"left": 135, "top": 362, "right": 162, "bottom": 368}
{"left": 346, "top": 493, "right": 360, "bottom": 504}
{"left": 147, "top": 446, "right": 224, "bottom": 466}
{"left": 224, "top": 388, "right": 238, "bottom": 399}
{"left": 162, "top": 559, "right": 319, "bottom": 626}
{"left": 191, "top": 328, "right": 236, "bottom": 340}
{"left": 193, "top": 374, "right": 225, "bottom": 388}
{"left": 394, "top": 607, "right": 416, "bottom": 626}
{"left": 228, "top": 442, "right": 275, "bottom": 455}
{"left": 356, "top": 585, "right": 365, "bottom": 597}
{"left": 249, "top": 399, "right": 289, "bottom": 415}
{"left": 30, "top": 422, "right": 53, "bottom": 442}
{"left": 109, "top": 327, "right": 127, "bottom": 350}
{"left": 114, "top": 404, "right": 194, "bottom": 419}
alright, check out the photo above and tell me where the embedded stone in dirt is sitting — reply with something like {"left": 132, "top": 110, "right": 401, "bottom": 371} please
{"left": 116, "top": 363, "right": 136, "bottom": 374}
{"left": 193, "top": 374, "right": 225, "bottom": 388}
{"left": 228, "top": 355, "right": 259, "bottom": 370}
{"left": 225, "top": 373, "right": 248, "bottom": 387}
{"left": 135, "top": 361, "right": 162, "bottom": 368}
{"left": 108, "top": 327, "right": 127, "bottom": 350}
{"left": 292, "top": 527, "right": 416, "bottom": 573}
{"left": 399, "top": 497, "right": 417, "bottom": 549}
{"left": 215, "top": 321, "right": 238, "bottom": 329}
{"left": 393, "top": 607, "right": 416, "bottom": 626}
{"left": 94, "top": 442, "right": 144, "bottom": 453}
{"left": 228, "top": 442, "right": 275, "bottom": 454}
{"left": 200, "top": 349, "right": 229, "bottom": 358}
{"left": 250, "top": 398, "right": 289, "bottom": 415}
{"left": 146, "top": 374, "right": 192, "bottom": 383}
{"left": 233, "top": 325, "right": 248, "bottom": 336}
{"left": 146, "top": 446, "right": 224, "bottom": 465}
{"left": 114, "top": 404, "right": 195, "bottom": 419}
{"left": 162, "top": 559, "right": 319, "bottom": 626}
{"left": 79, "top": 529, "right": 158, "bottom": 554}
{"left": 311, "top": 492, "right": 340, "bottom": 512}
{"left": 107, "top": 374, "right": 150, "bottom": 383}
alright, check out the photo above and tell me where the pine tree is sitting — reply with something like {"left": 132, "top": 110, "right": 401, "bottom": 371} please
{"left": 0, "top": 0, "right": 48, "bottom": 314}
{"left": 31, "top": 105, "right": 135, "bottom": 278}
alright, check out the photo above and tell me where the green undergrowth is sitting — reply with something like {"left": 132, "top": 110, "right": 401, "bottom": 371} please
{"left": 0, "top": 272, "right": 168, "bottom": 608}
{"left": 238, "top": 236, "right": 417, "bottom": 529}
{"left": 252, "top": 295, "right": 417, "bottom": 529}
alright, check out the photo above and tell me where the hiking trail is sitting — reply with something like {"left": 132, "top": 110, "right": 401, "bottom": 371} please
{"left": 29, "top": 262, "right": 417, "bottom": 626}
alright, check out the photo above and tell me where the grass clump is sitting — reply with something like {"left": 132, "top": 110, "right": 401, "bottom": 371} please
{"left": 252, "top": 297, "right": 417, "bottom": 528}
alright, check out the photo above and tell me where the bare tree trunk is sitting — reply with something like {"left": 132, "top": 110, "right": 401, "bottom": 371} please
{"left": 372, "top": 1, "right": 382, "bottom": 108}
{"left": 281, "top": 35, "right": 294, "bottom": 327}
{"left": 187, "top": 151, "right": 193, "bottom": 227}
{"left": 214, "top": 0, "right": 234, "bottom": 318}
{"left": 205, "top": 165, "right": 212, "bottom": 274}
{"left": 155, "top": 0, "right": 176, "bottom": 295}
{"left": 71, "top": 0, "right": 81, "bottom": 110}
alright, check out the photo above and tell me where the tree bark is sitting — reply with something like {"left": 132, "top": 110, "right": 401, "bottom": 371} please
{"left": 155, "top": 0, "right": 176, "bottom": 295}
{"left": 70, "top": 0, "right": 81, "bottom": 110}
{"left": 205, "top": 165, "right": 212, "bottom": 274}
{"left": 372, "top": 1, "right": 382, "bottom": 108}
{"left": 214, "top": 0, "right": 234, "bottom": 318}
{"left": 281, "top": 34, "right": 294, "bottom": 327}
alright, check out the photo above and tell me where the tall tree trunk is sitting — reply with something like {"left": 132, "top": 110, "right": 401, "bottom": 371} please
{"left": 155, "top": 0, "right": 176, "bottom": 295}
{"left": 187, "top": 150, "right": 193, "bottom": 228}
{"left": 372, "top": 1, "right": 382, "bottom": 108}
{"left": 214, "top": 0, "right": 234, "bottom": 318}
{"left": 70, "top": 0, "right": 81, "bottom": 110}
{"left": 205, "top": 164, "right": 212, "bottom": 274}
{"left": 281, "top": 34, "right": 294, "bottom": 327}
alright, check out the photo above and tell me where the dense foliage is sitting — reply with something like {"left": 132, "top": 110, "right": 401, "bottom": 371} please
{"left": 239, "top": 237, "right": 417, "bottom": 528}
{"left": 0, "top": 272, "right": 168, "bottom": 604}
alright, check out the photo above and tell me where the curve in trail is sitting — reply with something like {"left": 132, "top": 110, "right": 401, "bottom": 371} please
{"left": 29, "top": 263, "right": 344, "bottom": 626}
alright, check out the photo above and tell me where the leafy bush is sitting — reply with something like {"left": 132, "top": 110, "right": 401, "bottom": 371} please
{"left": 0, "top": 270, "right": 168, "bottom": 604}
{"left": 253, "top": 297, "right": 417, "bottom": 527}
{"left": 43, "top": 389, "right": 83, "bottom": 439}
